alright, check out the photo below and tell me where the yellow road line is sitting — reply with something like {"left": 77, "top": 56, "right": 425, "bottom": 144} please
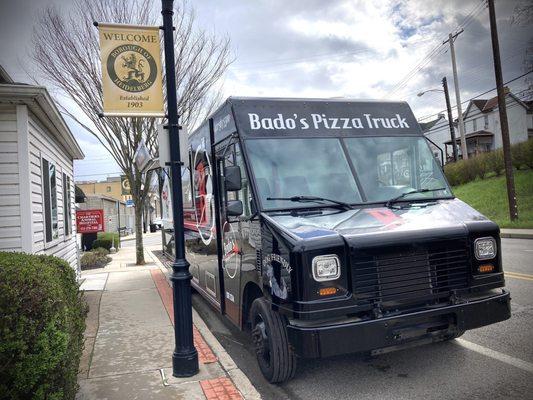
{"left": 505, "top": 271, "right": 533, "bottom": 278}
{"left": 505, "top": 271, "right": 533, "bottom": 281}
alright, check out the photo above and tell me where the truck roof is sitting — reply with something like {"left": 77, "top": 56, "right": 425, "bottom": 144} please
{"left": 226, "top": 96, "right": 404, "bottom": 104}
{"left": 188, "top": 96, "right": 422, "bottom": 148}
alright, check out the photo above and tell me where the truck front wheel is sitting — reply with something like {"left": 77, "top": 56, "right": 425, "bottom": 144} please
{"left": 250, "top": 298, "right": 296, "bottom": 383}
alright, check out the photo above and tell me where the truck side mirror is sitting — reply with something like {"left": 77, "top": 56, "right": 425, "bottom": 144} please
{"left": 224, "top": 166, "right": 242, "bottom": 191}
{"left": 227, "top": 200, "right": 243, "bottom": 216}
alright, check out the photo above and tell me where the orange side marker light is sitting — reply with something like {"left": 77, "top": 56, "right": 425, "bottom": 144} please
{"left": 319, "top": 287, "right": 338, "bottom": 296}
{"left": 478, "top": 264, "right": 495, "bottom": 273}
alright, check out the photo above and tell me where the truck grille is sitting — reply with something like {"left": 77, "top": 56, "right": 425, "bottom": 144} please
{"left": 351, "top": 239, "right": 470, "bottom": 309}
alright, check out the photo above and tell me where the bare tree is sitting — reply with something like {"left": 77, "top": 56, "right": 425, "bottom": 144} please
{"left": 510, "top": 2, "right": 533, "bottom": 26}
{"left": 31, "top": 0, "right": 231, "bottom": 264}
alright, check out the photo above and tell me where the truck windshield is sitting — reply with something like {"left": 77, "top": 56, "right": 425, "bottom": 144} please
{"left": 245, "top": 136, "right": 452, "bottom": 210}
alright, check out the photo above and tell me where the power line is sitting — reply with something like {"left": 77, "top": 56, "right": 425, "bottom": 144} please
{"left": 457, "top": 0, "right": 487, "bottom": 31}
{"left": 416, "top": 69, "right": 532, "bottom": 121}
{"left": 231, "top": 36, "right": 438, "bottom": 72}
{"left": 401, "top": 50, "right": 522, "bottom": 99}
{"left": 77, "top": 156, "right": 118, "bottom": 162}
{"left": 392, "top": 36, "right": 522, "bottom": 99}
{"left": 388, "top": 44, "right": 447, "bottom": 96}
{"left": 421, "top": 97, "right": 529, "bottom": 130}
{"left": 74, "top": 171, "right": 123, "bottom": 178}
{"left": 418, "top": 86, "right": 528, "bottom": 123}
{"left": 231, "top": 48, "right": 373, "bottom": 70}
{"left": 387, "top": 0, "right": 487, "bottom": 97}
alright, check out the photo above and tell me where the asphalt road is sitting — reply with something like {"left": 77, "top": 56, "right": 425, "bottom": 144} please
{"left": 191, "top": 238, "right": 533, "bottom": 400}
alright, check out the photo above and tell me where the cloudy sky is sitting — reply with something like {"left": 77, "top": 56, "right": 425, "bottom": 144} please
{"left": 0, "top": 0, "right": 531, "bottom": 180}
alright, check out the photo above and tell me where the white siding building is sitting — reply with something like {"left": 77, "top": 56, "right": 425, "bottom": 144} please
{"left": 422, "top": 90, "right": 532, "bottom": 162}
{"left": 420, "top": 114, "right": 451, "bottom": 165}
{"left": 0, "top": 66, "right": 84, "bottom": 271}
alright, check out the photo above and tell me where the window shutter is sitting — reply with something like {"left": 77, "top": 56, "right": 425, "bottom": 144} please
{"left": 68, "top": 176, "right": 72, "bottom": 234}
{"left": 63, "top": 172, "right": 70, "bottom": 236}
{"left": 42, "top": 158, "right": 52, "bottom": 243}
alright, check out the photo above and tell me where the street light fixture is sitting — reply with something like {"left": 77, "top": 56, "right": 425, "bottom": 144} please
{"left": 418, "top": 77, "right": 459, "bottom": 162}
{"left": 417, "top": 88, "right": 444, "bottom": 97}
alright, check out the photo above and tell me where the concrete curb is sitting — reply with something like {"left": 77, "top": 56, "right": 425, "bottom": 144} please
{"left": 147, "top": 249, "right": 262, "bottom": 400}
{"left": 192, "top": 308, "right": 261, "bottom": 400}
{"left": 500, "top": 230, "right": 533, "bottom": 239}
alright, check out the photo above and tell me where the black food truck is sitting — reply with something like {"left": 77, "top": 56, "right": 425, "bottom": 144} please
{"left": 161, "top": 97, "right": 510, "bottom": 383}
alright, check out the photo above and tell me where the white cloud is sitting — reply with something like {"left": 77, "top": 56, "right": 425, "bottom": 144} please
{"left": 1, "top": 0, "right": 530, "bottom": 172}
{"left": 196, "top": 0, "right": 530, "bottom": 123}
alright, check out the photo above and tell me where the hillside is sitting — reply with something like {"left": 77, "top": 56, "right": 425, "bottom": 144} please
{"left": 453, "top": 169, "right": 533, "bottom": 229}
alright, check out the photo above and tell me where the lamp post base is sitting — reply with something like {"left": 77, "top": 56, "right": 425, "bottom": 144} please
{"left": 170, "top": 259, "right": 198, "bottom": 378}
{"left": 172, "top": 349, "right": 199, "bottom": 377}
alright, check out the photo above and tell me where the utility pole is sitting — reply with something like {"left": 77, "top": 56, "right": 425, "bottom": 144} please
{"left": 488, "top": 0, "right": 518, "bottom": 221}
{"left": 444, "top": 29, "right": 468, "bottom": 159}
{"left": 161, "top": 0, "right": 199, "bottom": 377}
{"left": 442, "top": 77, "right": 458, "bottom": 162}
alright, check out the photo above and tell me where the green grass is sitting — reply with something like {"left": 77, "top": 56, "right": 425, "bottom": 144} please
{"left": 453, "top": 169, "right": 533, "bottom": 229}
{"left": 97, "top": 232, "right": 120, "bottom": 247}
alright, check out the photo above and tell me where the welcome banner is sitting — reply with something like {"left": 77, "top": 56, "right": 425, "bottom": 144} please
{"left": 98, "top": 23, "right": 164, "bottom": 116}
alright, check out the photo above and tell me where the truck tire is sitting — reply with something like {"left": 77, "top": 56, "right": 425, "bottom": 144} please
{"left": 250, "top": 298, "right": 296, "bottom": 383}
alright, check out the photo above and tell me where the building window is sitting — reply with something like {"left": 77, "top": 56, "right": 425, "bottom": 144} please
{"left": 473, "top": 118, "right": 477, "bottom": 132}
{"left": 106, "top": 186, "right": 112, "bottom": 192}
{"left": 63, "top": 172, "right": 72, "bottom": 236}
{"left": 484, "top": 115, "right": 489, "bottom": 129}
{"left": 42, "top": 158, "right": 58, "bottom": 242}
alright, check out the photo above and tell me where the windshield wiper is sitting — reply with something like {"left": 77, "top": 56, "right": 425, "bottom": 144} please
{"left": 385, "top": 188, "right": 446, "bottom": 208}
{"left": 267, "top": 196, "right": 353, "bottom": 210}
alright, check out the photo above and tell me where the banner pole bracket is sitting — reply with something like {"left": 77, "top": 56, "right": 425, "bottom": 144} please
{"left": 163, "top": 124, "right": 182, "bottom": 130}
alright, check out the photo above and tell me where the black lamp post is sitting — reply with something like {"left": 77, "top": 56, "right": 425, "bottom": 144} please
{"left": 161, "top": 0, "right": 199, "bottom": 377}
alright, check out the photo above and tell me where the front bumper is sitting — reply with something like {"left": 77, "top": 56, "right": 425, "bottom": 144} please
{"left": 287, "top": 289, "right": 511, "bottom": 358}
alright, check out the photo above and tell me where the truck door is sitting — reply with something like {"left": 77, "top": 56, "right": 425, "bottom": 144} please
{"left": 184, "top": 144, "right": 222, "bottom": 310}
{"left": 215, "top": 140, "right": 253, "bottom": 326}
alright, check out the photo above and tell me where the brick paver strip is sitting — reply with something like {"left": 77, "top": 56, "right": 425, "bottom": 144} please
{"left": 150, "top": 269, "right": 218, "bottom": 364}
{"left": 200, "top": 377, "right": 243, "bottom": 400}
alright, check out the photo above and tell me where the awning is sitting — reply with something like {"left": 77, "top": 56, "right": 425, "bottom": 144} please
{"left": 75, "top": 185, "right": 86, "bottom": 203}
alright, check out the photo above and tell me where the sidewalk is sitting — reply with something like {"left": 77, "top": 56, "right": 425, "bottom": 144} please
{"left": 500, "top": 229, "right": 533, "bottom": 239}
{"left": 77, "top": 246, "right": 260, "bottom": 400}
{"left": 120, "top": 230, "right": 161, "bottom": 242}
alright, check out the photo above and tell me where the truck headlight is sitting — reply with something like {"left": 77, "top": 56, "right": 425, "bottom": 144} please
{"left": 474, "top": 237, "right": 497, "bottom": 260}
{"left": 312, "top": 255, "right": 341, "bottom": 281}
